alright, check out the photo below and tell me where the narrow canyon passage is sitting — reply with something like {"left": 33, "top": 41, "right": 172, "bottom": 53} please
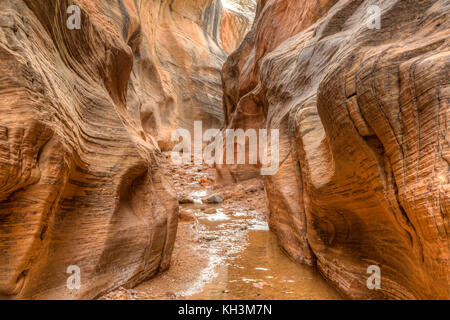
{"left": 102, "top": 155, "right": 342, "bottom": 300}
{"left": 0, "top": 0, "right": 447, "bottom": 301}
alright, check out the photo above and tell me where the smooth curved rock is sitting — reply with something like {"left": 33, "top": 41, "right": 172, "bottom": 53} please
{"left": 219, "top": 0, "right": 449, "bottom": 299}
{"left": 0, "top": 0, "right": 251, "bottom": 299}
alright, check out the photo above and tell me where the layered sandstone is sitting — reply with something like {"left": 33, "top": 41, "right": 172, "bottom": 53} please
{"left": 220, "top": 0, "right": 449, "bottom": 299}
{"left": 0, "top": 0, "right": 251, "bottom": 299}
{"left": 120, "top": 0, "right": 254, "bottom": 149}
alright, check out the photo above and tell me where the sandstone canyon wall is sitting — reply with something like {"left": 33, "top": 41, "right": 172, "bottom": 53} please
{"left": 0, "top": 0, "right": 251, "bottom": 299}
{"left": 220, "top": 0, "right": 449, "bottom": 299}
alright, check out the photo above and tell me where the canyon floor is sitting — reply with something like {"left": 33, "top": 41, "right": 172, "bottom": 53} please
{"left": 101, "top": 153, "right": 342, "bottom": 300}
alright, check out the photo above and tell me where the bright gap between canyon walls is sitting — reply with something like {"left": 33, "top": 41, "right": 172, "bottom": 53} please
{"left": 0, "top": 0, "right": 449, "bottom": 300}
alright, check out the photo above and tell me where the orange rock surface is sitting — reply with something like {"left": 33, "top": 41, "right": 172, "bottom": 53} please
{"left": 0, "top": 0, "right": 251, "bottom": 299}
{"left": 220, "top": 0, "right": 449, "bottom": 299}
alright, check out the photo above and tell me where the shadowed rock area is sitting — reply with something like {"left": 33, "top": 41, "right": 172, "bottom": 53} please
{"left": 0, "top": 0, "right": 252, "bottom": 299}
{"left": 219, "top": 0, "right": 449, "bottom": 299}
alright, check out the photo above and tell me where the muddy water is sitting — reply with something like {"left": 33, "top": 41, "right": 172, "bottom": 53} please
{"left": 184, "top": 229, "right": 342, "bottom": 300}
{"left": 175, "top": 164, "right": 342, "bottom": 300}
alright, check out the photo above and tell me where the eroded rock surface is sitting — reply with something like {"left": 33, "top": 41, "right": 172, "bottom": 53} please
{"left": 0, "top": 0, "right": 251, "bottom": 299}
{"left": 220, "top": 0, "right": 449, "bottom": 299}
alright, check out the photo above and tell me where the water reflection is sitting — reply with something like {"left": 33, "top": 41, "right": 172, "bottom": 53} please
{"left": 180, "top": 208, "right": 342, "bottom": 300}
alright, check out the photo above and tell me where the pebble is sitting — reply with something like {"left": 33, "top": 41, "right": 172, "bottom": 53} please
{"left": 203, "top": 194, "right": 224, "bottom": 204}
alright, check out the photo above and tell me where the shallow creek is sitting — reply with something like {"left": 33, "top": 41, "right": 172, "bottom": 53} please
{"left": 174, "top": 162, "right": 342, "bottom": 300}
{"left": 179, "top": 206, "right": 342, "bottom": 300}
{"left": 102, "top": 159, "right": 342, "bottom": 300}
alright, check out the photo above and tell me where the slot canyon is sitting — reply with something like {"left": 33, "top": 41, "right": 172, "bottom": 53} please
{"left": 0, "top": 0, "right": 448, "bottom": 300}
